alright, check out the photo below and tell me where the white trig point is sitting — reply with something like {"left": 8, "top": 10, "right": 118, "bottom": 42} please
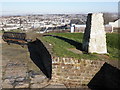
{"left": 82, "top": 13, "right": 107, "bottom": 54}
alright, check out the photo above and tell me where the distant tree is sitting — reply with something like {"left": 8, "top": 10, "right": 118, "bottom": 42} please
{"left": 19, "top": 18, "right": 22, "bottom": 26}
{"left": 2, "top": 28, "right": 4, "bottom": 32}
{"left": 70, "top": 19, "right": 84, "bottom": 25}
{"left": 103, "top": 13, "right": 118, "bottom": 25}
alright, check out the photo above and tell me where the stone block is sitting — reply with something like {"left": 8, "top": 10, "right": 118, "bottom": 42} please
{"left": 30, "top": 75, "right": 46, "bottom": 84}
{"left": 88, "top": 62, "right": 120, "bottom": 89}
{"left": 15, "top": 83, "right": 29, "bottom": 88}
{"left": 2, "top": 79, "right": 13, "bottom": 88}
{"left": 45, "top": 83, "right": 66, "bottom": 88}
{"left": 83, "top": 13, "right": 107, "bottom": 54}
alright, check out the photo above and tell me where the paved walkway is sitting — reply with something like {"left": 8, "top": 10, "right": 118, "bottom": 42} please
{"left": 0, "top": 33, "right": 67, "bottom": 89}
{"left": 1, "top": 58, "right": 68, "bottom": 88}
{"left": 1, "top": 58, "right": 67, "bottom": 89}
{"left": 0, "top": 33, "right": 2, "bottom": 89}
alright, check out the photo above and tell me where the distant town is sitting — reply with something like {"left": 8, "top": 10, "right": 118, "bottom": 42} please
{"left": 0, "top": 13, "right": 119, "bottom": 33}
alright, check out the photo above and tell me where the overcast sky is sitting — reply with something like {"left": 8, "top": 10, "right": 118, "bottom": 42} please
{"left": 1, "top": 1, "right": 118, "bottom": 15}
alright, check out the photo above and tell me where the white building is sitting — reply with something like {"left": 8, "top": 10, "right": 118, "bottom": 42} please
{"left": 109, "top": 19, "right": 120, "bottom": 32}
{"left": 71, "top": 24, "right": 86, "bottom": 33}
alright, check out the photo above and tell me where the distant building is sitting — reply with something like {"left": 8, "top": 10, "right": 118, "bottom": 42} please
{"left": 71, "top": 24, "right": 86, "bottom": 33}
{"left": 70, "top": 24, "right": 75, "bottom": 33}
{"left": 109, "top": 19, "right": 120, "bottom": 32}
{"left": 71, "top": 24, "right": 114, "bottom": 33}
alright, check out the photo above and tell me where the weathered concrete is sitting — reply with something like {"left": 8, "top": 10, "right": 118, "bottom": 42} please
{"left": 0, "top": 34, "right": 2, "bottom": 89}
{"left": 45, "top": 83, "right": 67, "bottom": 88}
{"left": 30, "top": 75, "right": 46, "bottom": 84}
{"left": 2, "top": 79, "right": 13, "bottom": 88}
{"left": 83, "top": 13, "right": 107, "bottom": 54}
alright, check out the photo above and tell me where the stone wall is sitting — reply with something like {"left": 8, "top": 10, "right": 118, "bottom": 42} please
{"left": 51, "top": 57, "right": 105, "bottom": 88}
{"left": 0, "top": 34, "right": 2, "bottom": 89}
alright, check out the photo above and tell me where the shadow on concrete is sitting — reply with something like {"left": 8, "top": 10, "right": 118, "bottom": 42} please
{"left": 5, "top": 41, "right": 27, "bottom": 47}
{"left": 43, "top": 35, "right": 83, "bottom": 51}
{"left": 87, "top": 62, "right": 120, "bottom": 89}
{"left": 27, "top": 38, "right": 52, "bottom": 79}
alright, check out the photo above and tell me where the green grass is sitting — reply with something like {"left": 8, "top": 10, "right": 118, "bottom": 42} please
{"left": 106, "top": 33, "right": 119, "bottom": 49}
{"left": 41, "top": 33, "right": 99, "bottom": 60}
{"left": 51, "top": 33, "right": 83, "bottom": 42}
{"left": 106, "top": 33, "right": 120, "bottom": 59}
{"left": 41, "top": 33, "right": 119, "bottom": 60}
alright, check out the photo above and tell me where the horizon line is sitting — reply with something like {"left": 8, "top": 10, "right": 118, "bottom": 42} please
{"left": 1, "top": 12, "right": 118, "bottom": 17}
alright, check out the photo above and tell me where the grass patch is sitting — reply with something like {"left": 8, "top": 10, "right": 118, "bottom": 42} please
{"left": 106, "top": 33, "right": 120, "bottom": 59}
{"left": 46, "top": 33, "right": 84, "bottom": 43}
{"left": 41, "top": 33, "right": 119, "bottom": 60}
{"left": 41, "top": 33, "right": 99, "bottom": 60}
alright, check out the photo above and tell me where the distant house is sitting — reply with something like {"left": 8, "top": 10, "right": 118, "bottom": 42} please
{"left": 71, "top": 24, "right": 113, "bottom": 33}
{"left": 109, "top": 19, "right": 120, "bottom": 32}
{"left": 71, "top": 24, "right": 86, "bottom": 33}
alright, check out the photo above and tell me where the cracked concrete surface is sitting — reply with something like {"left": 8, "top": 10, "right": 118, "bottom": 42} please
{"left": 0, "top": 33, "right": 67, "bottom": 89}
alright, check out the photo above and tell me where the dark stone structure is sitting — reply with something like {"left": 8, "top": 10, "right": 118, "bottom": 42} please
{"left": 88, "top": 62, "right": 120, "bottom": 89}
{"left": 28, "top": 38, "right": 52, "bottom": 79}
